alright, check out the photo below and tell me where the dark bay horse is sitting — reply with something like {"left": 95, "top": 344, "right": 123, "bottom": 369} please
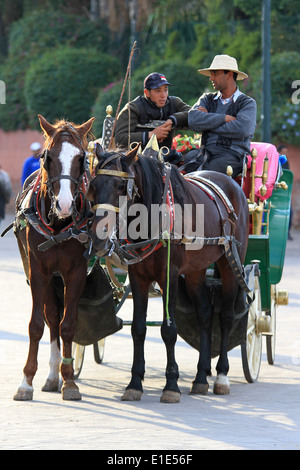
{"left": 13, "top": 114, "right": 94, "bottom": 401}
{"left": 87, "top": 145, "right": 249, "bottom": 403}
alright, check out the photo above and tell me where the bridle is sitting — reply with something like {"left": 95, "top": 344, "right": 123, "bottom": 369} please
{"left": 92, "top": 152, "right": 174, "bottom": 264}
{"left": 41, "top": 129, "right": 88, "bottom": 225}
{"left": 92, "top": 153, "right": 136, "bottom": 215}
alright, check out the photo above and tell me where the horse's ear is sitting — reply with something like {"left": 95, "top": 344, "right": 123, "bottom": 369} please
{"left": 95, "top": 142, "right": 104, "bottom": 157}
{"left": 76, "top": 117, "right": 95, "bottom": 138}
{"left": 38, "top": 114, "right": 55, "bottom": 137}
{"left": 126, "top": 143, "right": 140, "bottom": 165}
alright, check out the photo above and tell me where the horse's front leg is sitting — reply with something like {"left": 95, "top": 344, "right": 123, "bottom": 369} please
{"left": 121, "top": 269, "right": 149, "bottom": 401}
{"left": 60, "top": 264, "right": 86, "bottom": 401}
{"left": 14, "top": 265, "right": 46, "bottom": 401}
{"left": 42, "top": 277, "right": 61, "bottom": 393}
{"left": 160, "top": 270, "right": 181, "bottom": 404}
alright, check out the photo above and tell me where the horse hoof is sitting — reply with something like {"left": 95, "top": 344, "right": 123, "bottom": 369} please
{"left": 121, "top": 389, "right": 143, "bottom": 401}
{"left": 213, "top": 375, "right": 230, "bottom": 395}
{"left": 42, "top": 379, "right": 59, "bottom": 392}
{"left": 160, "top": 390, "right": 181, "bottom": 403}
{"left": 189, "top": 383, "right": 209, "bottom": 395}
{"left": 13, "top": 388, "right": 33, "bottom": 401}
{"left": 61, "top": 382, "right": 81, "bottom": 401}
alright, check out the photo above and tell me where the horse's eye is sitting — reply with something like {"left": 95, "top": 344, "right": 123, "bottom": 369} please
{"left": 118, "top": 181, "right": 126, "bottom": 192}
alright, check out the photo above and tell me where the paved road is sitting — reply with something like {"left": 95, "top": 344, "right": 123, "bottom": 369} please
{"left": 1, "top": 213, "right": 300, "bottom": 451}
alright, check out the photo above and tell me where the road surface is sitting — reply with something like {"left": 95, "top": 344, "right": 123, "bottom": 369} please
{"left": 0, "top": 213, "right": 300, "bottom": 451}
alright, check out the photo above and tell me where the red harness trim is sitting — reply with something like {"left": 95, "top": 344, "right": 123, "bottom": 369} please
{"left": 184, "top": 177, "right": 215, "bottom": 200}
{"left": 29, "top": 172, "right": 89, "bottom": 236}
{"left": 120, "top": 178, "right": 175, "bottom": 260}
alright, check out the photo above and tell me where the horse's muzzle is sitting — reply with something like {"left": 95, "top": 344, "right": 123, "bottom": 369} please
{"left": 87, "top": 222, "right": 112, "bottom": 258}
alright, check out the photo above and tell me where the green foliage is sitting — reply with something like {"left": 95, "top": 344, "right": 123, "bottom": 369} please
{"left": 1, "top": 0, "right": 300, "bottom": 149}
{"left": 0, "top": 9, "right": 111, "bottom": 130}
{"left": 24, "top": 47, "right": 121, "bottom": 127}
{"left": 0, "top": 56, "right": 29, "bottom": 130}
{"left": 92, "top": 81, "right": 124, "bottom": 137}
{"left": 9, "top": 9, "right": 109, "bottom": 60}
{"left": 246, "top": 52, "right": 300, "bottom": 144}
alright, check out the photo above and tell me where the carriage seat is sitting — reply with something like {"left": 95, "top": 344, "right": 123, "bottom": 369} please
{"left": 241, "top": 142, "right": 280, "bottom": 202}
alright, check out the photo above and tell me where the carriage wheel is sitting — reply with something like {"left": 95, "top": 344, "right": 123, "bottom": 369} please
{"left": 72, "top": 342, "right": 85, "bottom": 379}
{"left": 266, "top": 285, "right": 277, "bottom": 365}
{"left": 93, "top": 338, "right": 106, "bottom": 364}
{"left": 241, "top": 275, "right": 262, "bottom": 383}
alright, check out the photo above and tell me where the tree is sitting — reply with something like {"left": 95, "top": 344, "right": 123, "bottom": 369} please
{"left": 24, "top": 47, "right": 121, "bottom": 126}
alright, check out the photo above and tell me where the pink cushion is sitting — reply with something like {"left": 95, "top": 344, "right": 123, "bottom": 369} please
{"left": 247, "top": 142, "right": 279, "bottom": 201}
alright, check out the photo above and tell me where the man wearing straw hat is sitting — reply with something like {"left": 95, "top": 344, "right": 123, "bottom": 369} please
{"left": 188, "top": 54, "right": 257, "bottom": 177}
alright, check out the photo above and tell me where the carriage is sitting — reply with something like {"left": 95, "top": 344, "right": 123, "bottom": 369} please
{"left": 71, "top": 108, "right": 293, "bottom": 387}
{"left": 9, "top": 111, "right": 292, "bottom": 401}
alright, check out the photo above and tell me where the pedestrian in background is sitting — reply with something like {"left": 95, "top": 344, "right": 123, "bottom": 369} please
{"left": 0, "top": 164, "right": 13, "bottom": 227}
{"left": 21, "top": 142, "right": 42, "bottom": 186}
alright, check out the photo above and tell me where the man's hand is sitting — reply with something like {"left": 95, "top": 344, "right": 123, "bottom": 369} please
{"left": 197, "top": 106, "right": 208, "bottom": 113}
{"left": 225, "top": 115, "right": 236, "bottom": 122}
{"left": 149, "top": 119, "right": 173, "bottom": 142}
{"left": 197, "top": 106, "right": 236, "bottom": 123}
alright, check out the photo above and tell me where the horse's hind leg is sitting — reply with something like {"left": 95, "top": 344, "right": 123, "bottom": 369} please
{"left": 59, "top": 267, "right": 86, "bottom": 401}
{"left": 213, "top": 257, "right": 238, "bottom": 395}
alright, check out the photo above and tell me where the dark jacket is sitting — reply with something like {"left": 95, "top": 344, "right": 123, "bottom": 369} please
{"left": 0, "top": 169, "right": 12, "bottom": 220}
{"left": 115, "top": 95, "right": 190, "bottom": 149}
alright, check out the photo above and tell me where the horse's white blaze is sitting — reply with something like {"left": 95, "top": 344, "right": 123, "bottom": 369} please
{"left": 57, "top": 141, "right": 79, "bottom": 216}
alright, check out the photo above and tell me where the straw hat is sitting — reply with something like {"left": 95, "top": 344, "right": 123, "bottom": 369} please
{"left": 198, "top": 55, "right": 248, "bottom": 80}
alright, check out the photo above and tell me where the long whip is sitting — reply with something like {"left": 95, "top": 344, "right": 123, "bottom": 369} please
{"left": 109, "top": 41, "right": 137, "bottom": 150}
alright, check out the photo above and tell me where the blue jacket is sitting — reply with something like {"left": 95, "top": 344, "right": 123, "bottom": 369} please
{"left": 21, "top": 156, "right": 41, "bottom": 186}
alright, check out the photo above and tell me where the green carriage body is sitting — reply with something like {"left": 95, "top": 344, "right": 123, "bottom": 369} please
{"left": 245, "top": 169, "right": 293, "bottom": 311}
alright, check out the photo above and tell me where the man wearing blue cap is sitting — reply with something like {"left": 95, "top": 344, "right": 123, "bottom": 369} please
{"left": 21, "top": 142, "right": 42, "bottom": 186}
{"left": 115, "top": 72, "right": 190, "bottom": 149}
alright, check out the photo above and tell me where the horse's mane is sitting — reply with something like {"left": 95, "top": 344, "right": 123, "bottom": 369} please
{"left": 94, "top": 150, "right": 193, "bottom": 211}
{"left": 43, "top": 119, "right": 89, "bottom": 150}
{"left": 134, "top": 155, "right": 192, "bottom": 210}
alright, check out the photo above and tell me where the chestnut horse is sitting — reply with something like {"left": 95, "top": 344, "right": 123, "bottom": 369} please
{"left": 87, "top": 146, "right": 249, "bottom": 403}
{"left": 14, "top": 115, "right": 94, "bottom": 401}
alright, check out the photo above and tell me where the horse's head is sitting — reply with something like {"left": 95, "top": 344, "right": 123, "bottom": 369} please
{"left": 87, "top": 144, "right": 139, "bottom": 256}
{"left": 38, "top": 114, "right": 94, "bottom": 219}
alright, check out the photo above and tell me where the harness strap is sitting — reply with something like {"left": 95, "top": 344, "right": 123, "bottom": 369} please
{"left": 185, "top": 173, "right": 238, "bottom": 221}
{"left": 97, "top": 169, "right": 134, "bottom": 179}
{"left": 181, "top": 176, "right": 251, "bottom": 294}
{"left": 93, "top": 203, "right": 120, "bottom": 213}
{"left": 190, "top": 234, "right": 251, "bottom": 294}
{"left": 114, "top": 163, "right": 173, "bottom": 264}
{"left": 15, "top": 176, "right": 93, "bottom": 253}
{"left": 38, "top": 228, "right": 89, "bottom": 252}
{"left": 47, "top": 174, "right": 79, "bottom": 185}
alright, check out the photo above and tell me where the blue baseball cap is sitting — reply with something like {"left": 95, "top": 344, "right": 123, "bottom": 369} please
{"left": 144, "top": 73, "right": 172, "bottom": 90}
